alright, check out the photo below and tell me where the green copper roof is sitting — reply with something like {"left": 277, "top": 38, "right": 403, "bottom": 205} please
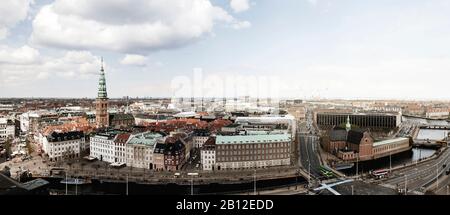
{"left": 373, "top": 137, "right": 409, "bottom": 147}
{"left": 128, "top": 132, "right": 163, "bottom": 146}
{"left": 97, "top": 59, "right": 108, "bottom": 99}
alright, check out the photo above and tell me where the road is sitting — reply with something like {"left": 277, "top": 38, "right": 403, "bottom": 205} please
{"left": 381, "top": 147, "right": 450, "bottom": 194}
{"left": 233, "top": 184, "right": 310, "bottom": 195}
{"left": 432, "top": 175, "right": 450, "bottom": 195}
{"left": 298, "top": 107, "right": 330, "bottom": 182}
{"left": 298, "top": 134, "right": 322, "bottom": 179}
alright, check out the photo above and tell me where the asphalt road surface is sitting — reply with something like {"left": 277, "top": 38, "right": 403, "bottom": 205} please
{"left": 298, "top": 134, "right": 323, "bottom": 179}
{"left": 381, "top": 148, "right": 450, "bottom": 194}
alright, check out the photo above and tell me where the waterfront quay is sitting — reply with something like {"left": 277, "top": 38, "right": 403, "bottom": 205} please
{"left": 34, "top": 161, "right": 301, "bottom": 185}
{"left": 377, "top": 147, "right": 450, "bottom": 194}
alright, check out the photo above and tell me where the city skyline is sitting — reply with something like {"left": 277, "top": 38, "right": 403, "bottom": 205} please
{"left": 1, "top": 0, "right": 450, "bottom": 100}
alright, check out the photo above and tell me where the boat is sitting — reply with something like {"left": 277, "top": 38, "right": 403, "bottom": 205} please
{"left": 60, "top": 178, "right": 92, "bottom": 185}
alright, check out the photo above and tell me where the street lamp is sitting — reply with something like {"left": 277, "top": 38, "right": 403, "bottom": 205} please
{"left": 419, "top": 148, "right": 422, "bottom": 161}
{"left": 389, "top": 151, "right": 392, "bottom": 173}
{"left": 191, "top": 176, "right": 194, "bottom": 196}
{"left": 65, "top": 171, "right": 68, "bottom": 195}
{"left": 404, "top": 175, "right": 407, "bottom": 195}
{"left": 308, "top": 163, "right": 311, "bottom": 187}
{"left": 253, "top": 169, "right": 256, "bottom": 195}
{"left": 126, "top": 174, "right": 129, "bottom": 195}
{"left": 436, "top": 164, "right": 439, "bottom": 189}
{"left": 356, "top": 154, "right": 359, "bottom": 178}
{"left": 188, "top": 172, "right": 198, "bottom": 195}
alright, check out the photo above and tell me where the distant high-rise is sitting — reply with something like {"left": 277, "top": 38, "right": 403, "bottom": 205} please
{"left": 96, "top": 58, "right": 109, "bottom": 128}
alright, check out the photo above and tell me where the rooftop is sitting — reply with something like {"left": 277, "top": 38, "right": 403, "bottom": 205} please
{"left": 127, "top": 131, "right": 163, "bottom": 146}
{"left": 235, "top": 115, "right": 295, "bottom": 122}
{"left": 93, "top": 131, "right": 122, "bottom": 140}
{"left": 317, "top": 112, "right": 400, "bottom": 116}
{"left": 224, "top": 123, "right": 241, "bottom": 128}
{"left": 47, "top": 131, "right": 84, "bottom": 142}
{"left": 373, "top": 137, "right": 409, "bottom": 147}
{"left": 21, "top": 178, "right": 49, "bottom": 191}
{"left": 216, "top": 133, "right": 291, "bottom": 144}
{"left": 173, "top": 112, "right": 198, "bottom": 118}
{"left": 109, "top": 113, "right": 134, "bottom": 121}
{"left": 164, "top": 140, "right": 185, "bottom": 155}
{"left": 329, "top": 129, "right": 348, "bottom": 141}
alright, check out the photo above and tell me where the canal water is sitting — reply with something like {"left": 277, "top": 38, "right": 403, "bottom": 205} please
{"left": 341, "top": 147, "right": 437, "bottom": 176}
{"left": 38, "top": 175, "right": 306, "bottom": 195}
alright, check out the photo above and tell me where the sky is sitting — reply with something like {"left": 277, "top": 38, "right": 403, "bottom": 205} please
{"left": 0, "top": 0, "right": 450, "bottom": 100}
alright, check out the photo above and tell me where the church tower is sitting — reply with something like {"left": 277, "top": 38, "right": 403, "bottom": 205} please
{"left": 96, "top": 58, "right": 109, "bottom": 128}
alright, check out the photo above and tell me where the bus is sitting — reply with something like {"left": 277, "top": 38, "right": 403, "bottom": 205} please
{"left": 370, "top": 169, "right": 389, "bottom": 179}
{"left": 319, "top": 166, "right": 334, "bottom": 178}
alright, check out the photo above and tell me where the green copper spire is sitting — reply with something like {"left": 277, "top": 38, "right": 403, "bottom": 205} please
{"left": 97, "top": 57, "right": 108, "bottom": 99}
{"left": 345, "top": 115, "right": 351, "bottom": 132}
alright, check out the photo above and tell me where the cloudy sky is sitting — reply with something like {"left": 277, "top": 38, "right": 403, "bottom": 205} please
{"left": 0, "top": 0, "right": 449, "bottom": 100}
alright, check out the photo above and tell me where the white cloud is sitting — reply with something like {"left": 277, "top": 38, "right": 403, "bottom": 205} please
{"left": 307, "top": 0, "right": 318, "bottom": 6}
{"left": 230, "top": 0, "right": 250, "bottom": 13}
{"left": 0, "top": 0, "right": 33, "bottom": 40}
{"left": 0, "top": 47, "right": 101, "bottom": 86}
{"left": 30, "top": 0, "right": 250, "bottom": 54}
{"left": 0, "top": 45, "right": 40, "bottom": 64}
{"left": 120, "top": 54, "right": 147, "bottom": 66}
{"left": 232, "top": 20, "right": 251, "bottom": 29}
{"left": 276, "top": 57, "right": 450, "bottom": 100}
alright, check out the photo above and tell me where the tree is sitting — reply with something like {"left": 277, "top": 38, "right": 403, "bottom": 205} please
{"left": 25, "top": 139, "right": 34, "bottom": 154}
{"left": 1, "top": 166, "right": 11, "bottom": 177}
{"left": 4, "top": 138, "right": 13, "bottom": 159}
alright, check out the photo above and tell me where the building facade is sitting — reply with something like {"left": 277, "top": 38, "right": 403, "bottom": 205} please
{"left": 425, "top": 107, "right": 449, "bottom": 119}
{"left": 126, "top": 132, "right": 163, "bottom": 169}
{"left": 90, "top": 132, "right": 117, "bottom": 163}
{"left": 0, "top": 118, "right": 15, "bottom": 143}
{"left": 109, "top": 113, "right": 135, "bottom": 129}
{"left": 315, "top": 112, "right": 401, "bottom": 129}
{"left": 153, "top": 143, "right": 166, "bottom": 171}
{"left": 42, "top": 131, "right": 85, "bottom": 161}
{"left": 164, "top": 140, "right": 185, "bottom": 171}
{"left": 333, "top": 129, "right": 412, "bottom": 162}
{"left": 114, "top": 133, "right": 130, "bottom": 163}
{"left": 321, "top": 128, "right": 347, "bottom": 154}
{"left": 192, "top": 129, "right": 210, "bottom": 148}
{"left": 200, "top": 137, "right": 216, "bottom": 171}
{"left": 20, "top": 111, "right": 58, "bottom": 134}
{"left": 215, "top": 133, "right": 291, "bottom": 170}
